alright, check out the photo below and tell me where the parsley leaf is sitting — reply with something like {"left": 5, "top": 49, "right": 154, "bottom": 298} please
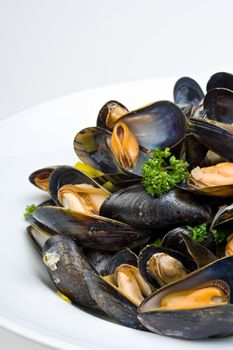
{"left": 23, "top": 204, "right": 36, "bottom": 219}
{"left": 142, "top": 147, "right": 189, "bottom": 196}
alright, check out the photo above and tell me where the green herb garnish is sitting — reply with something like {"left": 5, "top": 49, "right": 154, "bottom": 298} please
{"left": 152, "top": 237, "right": 162, "bottom": 247}
{"left": 186, "top": 223, "right": 208, "bottom": 243}
{"left": 142, "top": 147, "right": 189, "bottom": 197}
{"left": 210, "top": 227, "right": 231, "bottom": 244}
{"left": 187, "top": 222, "right": 231, "bottom": 245}
{"left": 24, "top": 204, "right": 36, "bottom": 219}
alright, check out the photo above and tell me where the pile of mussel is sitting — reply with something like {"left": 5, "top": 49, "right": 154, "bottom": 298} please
{"left": 26, "top": 72, "right": 233, "bottom": 340}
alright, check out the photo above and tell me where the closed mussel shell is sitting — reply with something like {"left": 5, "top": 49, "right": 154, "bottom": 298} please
{"left": 32, "top": 206, "right": 151, "bottom": 251}
{"left": 138, "top": 256, "right": 233, "bottom": 339}
{"left": 100, "top": 184, "right": 212, "bottom": 230}
{"left": 42, "top": 235, "right": 99, "bottom": 310}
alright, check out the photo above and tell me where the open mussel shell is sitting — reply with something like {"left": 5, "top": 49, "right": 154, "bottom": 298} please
{"left": 96, "top": 100, "right": 128, "bottom": 131}
{"left": 32, "top": 206, "right": 151, "bottom": 251}
{"left": 173, "top": 77, "right": 204, "bottom": 109}
{"left": 189, "top": 117, "right": 233, "bottom": 162}
{"left": 138, "top": 245, "right": 196, "bottom": 289}
{"left": 100, "top": 184, "right": 212, "bottom": 230}
{"left": 183, "top": 176, "right": 233, "bottom": 198}
{"left": 74, "top": 125, "right": 149, "bottom": 176}
{"left": 29, "top": 166, "right": 57, "bottom": 191}
{"left": 48, "top": 165, "right": 109, "bottom": 204}
{"left": 119, "top": 101, "right": 187, "bottom": 152}
{"left": 108, "top": 248, "right": 138, "bottom": 275}
{"left": 74, "top": 127, "right": 119, "bottom": 173}
{"left": 42, "top": 235, "right": 99, "bottom": 310}
{"left": 138, "top": 256, "right": 233, "bottom": 339}
{"left": 207, "top": 72, "right": 233, "bottom": 92}
{"left": 162, "top": 230, "right": 216, "bottom": 268}
{"left": 204, "top": 88, "right": 233, "bottom": 124}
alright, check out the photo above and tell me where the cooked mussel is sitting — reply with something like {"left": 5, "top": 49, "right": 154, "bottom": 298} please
{"left": 138, "top": 245, "right": 196, "bottom": 288}
{"left": 138, "top": 256, "right": 233, "bottom": 339}
{"left": 183, "top": 162, "right": 233, "bottom": 197}
{"left": 48, "top": 165, "right": 111, "bottom": 214}
{"left": 29, "top": 166, "right": 57, "bottom": 191}
{"left": 103, "top": 264, "right": 152, "bottom": 307}
{"left": 100, "top": 184, "right": 212, "bottom": 230}
{"left": 74, "top": 125, "right": 149, "bottom": 176}
{"left": 32, "top": 206, "right": 151, "bottom": 251}
{"left": 97, "top": 100, "right": 128, "bottom": 131}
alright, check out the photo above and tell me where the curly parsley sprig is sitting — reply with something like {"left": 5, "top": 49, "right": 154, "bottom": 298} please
{"left": 186, "top": 223, "right": 231, "bottom": 244}
{"left": 23, "top": 204, "right": 36, "bottom": 219}
{"left": 142, "top": 147, "right": 189, "bottom": 197}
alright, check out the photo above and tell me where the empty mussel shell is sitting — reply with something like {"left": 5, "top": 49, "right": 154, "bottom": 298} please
{"left": 207, "top": 72, "right": 233, "bottom": 92}
{"left": 96, "top": 100, "right": 128, "bottom": 131}
{"left": 204, "top": 88, "right": 233, "bottom": 124}
{"left": 100, "top": 184, "right": 212, "bottom": 230}
{"left": 32, "top": 206, "right": 151, "bottom": 251}
{"left": 138, "top": 256, "right": 233, "bottom": 339}
{"left": 173, "top": 77, "right": 204, "bottom": 109}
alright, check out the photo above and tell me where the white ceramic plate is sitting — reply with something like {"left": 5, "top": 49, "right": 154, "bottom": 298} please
{"left": 1, "top": 77, "right": 233, "bottom": 350}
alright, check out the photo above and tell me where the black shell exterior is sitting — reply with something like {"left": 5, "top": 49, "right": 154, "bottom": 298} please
{"left": 100, "top": 184, "right": 212, "bottom": 230}
{"left": 32, "top": 206, "right": 151, "bottom": 251}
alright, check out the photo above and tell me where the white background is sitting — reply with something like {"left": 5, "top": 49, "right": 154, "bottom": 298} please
{"left": 1, "top": 0, "right": 233, "bottom": 348}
